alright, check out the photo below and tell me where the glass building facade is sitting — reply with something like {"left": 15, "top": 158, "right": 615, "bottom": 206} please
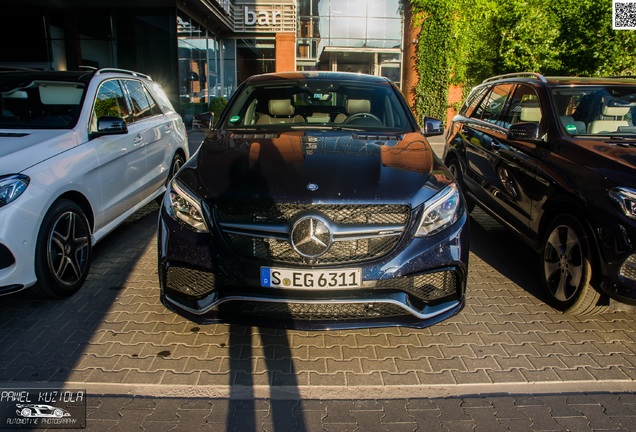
{"left": 0, "top": 0, "right": 404, "bottom": 121}
{"left": 297, "top": 0, "right": 403, "bottom": 86}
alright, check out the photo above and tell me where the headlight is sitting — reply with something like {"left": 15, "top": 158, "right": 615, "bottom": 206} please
{"left": 415, "top": 184, "right": 462, "bottom": 237}
{"left": 0, "top": 174, "right": 29, "bottom": 208}
{"left": 166, "top": 180, "right": 209, "bottom": 232}
{"left": 609, "top": 187, "right": 636, "bottom": 220}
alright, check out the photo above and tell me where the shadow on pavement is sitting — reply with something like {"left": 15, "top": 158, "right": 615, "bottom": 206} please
{"left": 467, "top": 206, "right": 549, "bottom": 303}
{"left": 0, "top": 203, "right": 158, "bottom": 384}
{"left": 227, "top": 325, "right": 306, "bottom": 431}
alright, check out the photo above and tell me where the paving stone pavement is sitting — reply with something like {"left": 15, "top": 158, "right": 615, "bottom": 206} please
{"left": 1, "top": 140, "right": 635, "bottom": 430}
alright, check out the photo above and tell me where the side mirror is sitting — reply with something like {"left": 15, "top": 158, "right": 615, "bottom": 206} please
{"left": 508, "top": 122, "right": 540, "bottom": 141}
{"left": 95, "top": 116, "right": 128, "bottom": 136}
{"left": 423, "top": 116, "right": 444, "bottom": 137}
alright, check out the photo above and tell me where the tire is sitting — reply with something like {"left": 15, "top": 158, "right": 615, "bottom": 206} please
{"left": 541, "top": 214, "right": 607, "bottom": 315}
{"left": 446, "top": 157, "right": 475, "bottom": 212}
{"left": 157, "top": 153, "right": 185, "bottom": 205}
{"left": 32, "top": 200, "right": 92, "bottom": 299}
{"left": 168, "top": 153, "right": 185, "bottom": 182}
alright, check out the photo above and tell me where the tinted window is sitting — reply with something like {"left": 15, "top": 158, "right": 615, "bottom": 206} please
{"left": 501, "top": 84, "right": 541, "bottom": 129}
{"left": 0, "top": 80, "right": 84, "bottom": 129}
{"left": 123, "top": 80, "right": 162, "bottom": 121}
{"left": 461, "top": 85, "right": 488, "bottom": 118}
{"left": 92, "top": 80, "right": 132, "bottom": 128}
{"left": 473, "top": 83, "right": 514, "bottom": 125}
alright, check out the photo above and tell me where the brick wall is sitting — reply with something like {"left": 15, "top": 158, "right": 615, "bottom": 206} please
{"left": 447, "top": 83, "right": 464, "bottom": 125}
{"left": 275, "top": 33, "right": 296, "bottom": 72}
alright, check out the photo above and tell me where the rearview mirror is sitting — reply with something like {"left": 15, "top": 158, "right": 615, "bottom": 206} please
{"left": 423, "top": 117, "right": 444, "bottom": 137}
{"left": 508, "top": 122, "right": 541, "bottom": 141}
{"left": 95, "top": 116, "right": 128, "bottom": 136}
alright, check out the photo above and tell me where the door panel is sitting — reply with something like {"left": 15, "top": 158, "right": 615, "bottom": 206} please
{"left": 90, "top": 79, "right": 147, "bottom": 230}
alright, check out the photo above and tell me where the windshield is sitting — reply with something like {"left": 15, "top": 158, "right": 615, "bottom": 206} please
{"left": 551, "top": 84, "right": 636, "bottom": 136}
{"left": 0, "top": 80, "right": 85, "bottom": 129}
{"left": 223, "top": 78, "right": 413, "bottom": 132}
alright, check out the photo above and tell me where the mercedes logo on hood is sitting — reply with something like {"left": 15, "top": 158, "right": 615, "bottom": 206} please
{"left": 291, "top": 215, "right": 333, "bottom": 258}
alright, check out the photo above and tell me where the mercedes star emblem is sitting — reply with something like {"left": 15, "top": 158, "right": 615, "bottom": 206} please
{"left": 291, "top": 215, "right": 333, "bottom": 258}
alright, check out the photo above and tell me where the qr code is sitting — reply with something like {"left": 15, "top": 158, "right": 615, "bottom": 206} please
{"left": 614, "top": 0, "right": 636, "bottom": 29}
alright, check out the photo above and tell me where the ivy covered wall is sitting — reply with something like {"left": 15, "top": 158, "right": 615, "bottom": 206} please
{"left": 407, "top": 0, "right": 636, "bottom": 124}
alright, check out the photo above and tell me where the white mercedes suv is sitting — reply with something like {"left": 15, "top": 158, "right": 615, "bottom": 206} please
{"left": 0, "top": 68, "right": 189, "bottom": 298}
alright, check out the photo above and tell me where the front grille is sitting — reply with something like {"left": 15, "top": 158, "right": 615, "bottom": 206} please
{"left": 226, "top": 233, "right": 401, "bottom": 265}
{"left": 217, "top": 203, "right": 410, "bottom": 225}
{"left": 378, "top": 271, "right": 460, "bottom": 302}
{"left": 217, "top": 202, "right": 410, "bottom": 265}
{"left": 213, "top": 301, "right": 409, "bottom": 320}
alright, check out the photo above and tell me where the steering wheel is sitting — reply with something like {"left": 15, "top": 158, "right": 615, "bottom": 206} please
{"left": 344, "top": 112, "right": 382, "bottom": 124}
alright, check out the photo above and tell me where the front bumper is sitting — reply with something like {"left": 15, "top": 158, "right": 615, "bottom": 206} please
{"left": 157, "top": 203, "right": 469, "bottom": 330}
{"left": 0, "top": 194, "right": 44, "bottom": 295}
{"left": 593, "top": 212, "right": 636, "bottom": 304}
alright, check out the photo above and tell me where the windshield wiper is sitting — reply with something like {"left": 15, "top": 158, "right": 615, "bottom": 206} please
{"left": 290, "top": 125, "right": 366, "bottom": 131}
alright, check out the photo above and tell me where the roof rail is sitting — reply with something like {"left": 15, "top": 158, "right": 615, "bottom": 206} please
{"left": 0, "top": 66, "right": 39, "bottom": 72}
{"left": 607, "top": 75, "right": 636, "bottom": 79}
{"left": 94, "top": 68, "right": 152, "bottom": 80}
{"left": 482, "top": 72, "right": 547, "bottom": 84}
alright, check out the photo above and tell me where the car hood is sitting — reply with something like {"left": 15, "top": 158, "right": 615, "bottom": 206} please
{"left": 181, "top": 130, "right": 452, "bottom": 206}
{"left": 560, "top": 138, "right": 636, "bottom": 184}
{"left": 0, "top": 129, "right": 79, "bottom": 173}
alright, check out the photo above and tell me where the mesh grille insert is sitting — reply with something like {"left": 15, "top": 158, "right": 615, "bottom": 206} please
{"left": 217, "top": 202, "right": 410, "bottom": 265}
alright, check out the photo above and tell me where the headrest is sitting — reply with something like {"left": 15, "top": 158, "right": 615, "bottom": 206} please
{"left": 269, "top": 99, "right": 295, "bottom": 116}
{"left": 346, "top": 99, "right": 371, "bottom": 115}
{"left": 520, "top": 106, "right": 542, "bottom": 122}
{"left": 603, "top": 104, "right": 630, "bottom": 117}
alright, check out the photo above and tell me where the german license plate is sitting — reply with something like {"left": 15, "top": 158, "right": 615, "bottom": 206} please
{"left": 261, "top": 267, "right": 362, "bottom": 289}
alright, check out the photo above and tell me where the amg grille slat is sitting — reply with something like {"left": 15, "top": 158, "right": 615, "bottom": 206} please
{"left": 217, "top": 203, "right": 410, "bottom": 265}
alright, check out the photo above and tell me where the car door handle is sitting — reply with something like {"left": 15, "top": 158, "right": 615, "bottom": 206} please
{"left": 491, "top": 140, "right": 501, "bottom": 151}
{"left": 133, "top": 134, "right": 144, "bottom": 145}
{"left": 165, "top": 124, "right": 173, "bottom": 133}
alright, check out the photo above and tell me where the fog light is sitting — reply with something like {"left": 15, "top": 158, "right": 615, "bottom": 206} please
{"left": 619, "top": 254, "right": 636, "bottom": 281}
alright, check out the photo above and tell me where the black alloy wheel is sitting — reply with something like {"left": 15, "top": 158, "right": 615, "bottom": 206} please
{"left": 33, "top": 200, "right": 92, "bottom": 298}
{"left": 541, "top": 214, "right": 606, "bottom": 314}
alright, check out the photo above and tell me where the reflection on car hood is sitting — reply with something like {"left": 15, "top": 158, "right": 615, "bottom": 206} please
{"left": 0, "top": 129, "right": 79, "bottom": 173}
{"left": 563, "top": 138, "right": 636, "bottom": 181}
{"left": 184, "top": 130, "right": 450, "bottom": 205}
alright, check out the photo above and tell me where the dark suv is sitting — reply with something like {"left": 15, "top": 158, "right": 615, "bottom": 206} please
{"left": 158, "top": 71, "right": 469, "bottom": 330}
{"left": 444, "top": 72, "right": 636, "bottom": 314}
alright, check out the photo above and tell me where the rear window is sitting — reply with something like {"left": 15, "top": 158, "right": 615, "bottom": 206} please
{"left": 0, "top": 80, "right": 85, "bottom": 129}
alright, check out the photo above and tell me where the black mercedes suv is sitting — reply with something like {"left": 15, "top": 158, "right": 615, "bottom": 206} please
{"left": 158, "top": 72, "right": 469, "bottom": 329}
{"left": 444, "top": 72, "right": 636, "bottom": 314}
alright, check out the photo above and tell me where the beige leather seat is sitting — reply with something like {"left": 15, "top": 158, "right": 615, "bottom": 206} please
{"left": 334, "top": 99, "right": 371, "bottom": 123}
{"left": 587, "top": 105, "right": 630, "bottom": 134}
{"left": 257, "top": 99, "right": 304, "bottom": 124}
